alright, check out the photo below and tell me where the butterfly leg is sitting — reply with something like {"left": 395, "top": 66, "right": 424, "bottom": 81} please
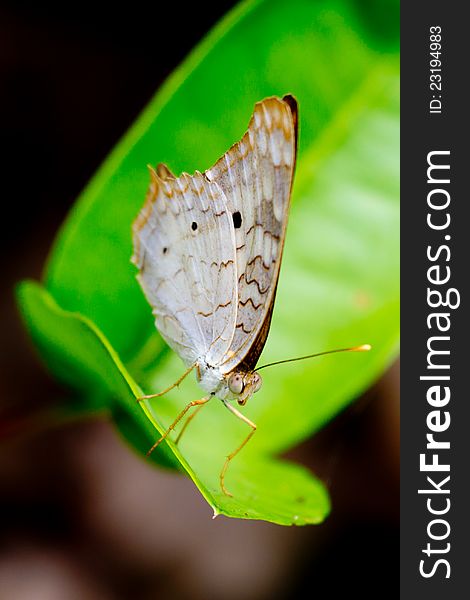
{"left": 146, "top": 395, "right": 211, "bottom": 456}
{"left": 220, "top": 401, "right": 257, "bottom": 497}
{"left": 137, "top": 362, "right": 196, "bottom": 403}
{"left": 175, "top": 403, "right": 205, "bottom": 445}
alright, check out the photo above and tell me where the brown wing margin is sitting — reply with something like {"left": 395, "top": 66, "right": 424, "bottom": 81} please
{"left": 240, "top": 94, "right": 299, "bottom": 371}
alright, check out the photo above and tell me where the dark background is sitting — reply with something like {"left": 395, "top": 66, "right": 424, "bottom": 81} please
{"left": 0, "top": 2, "right": 398, "bottom": 598}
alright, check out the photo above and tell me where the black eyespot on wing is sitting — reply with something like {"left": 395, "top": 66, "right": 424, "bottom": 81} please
{"left": 232, "top": 211, "right": 242, "bottom": 229}
{"left": 191, "top": 222, "right": 198, "bottom": 231}
{"left": 163, "top": 247, "right": 168, "bottom": 254}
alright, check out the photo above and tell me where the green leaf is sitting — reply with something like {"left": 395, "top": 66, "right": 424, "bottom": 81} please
{"left": 18, "top": 281, "right": 329, "bottom": 525}
{"left": 17, "top": 0, "right": 399, "bottom": 524}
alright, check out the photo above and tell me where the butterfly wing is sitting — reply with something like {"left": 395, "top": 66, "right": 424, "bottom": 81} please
{"left": 205, "top": 95, "right": 298, "bottom": 373}
{"left": 132, "top": 166, "right": 238, "bottom": 367}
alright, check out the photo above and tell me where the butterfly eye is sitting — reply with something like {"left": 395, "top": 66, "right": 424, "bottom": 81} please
{"left": 228, "top": 373, "right": 244, "bottom": 395}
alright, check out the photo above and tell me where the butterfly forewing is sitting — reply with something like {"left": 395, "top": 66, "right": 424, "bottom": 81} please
{"left": 205, "top": 96, "right": 298, "bottom": 373}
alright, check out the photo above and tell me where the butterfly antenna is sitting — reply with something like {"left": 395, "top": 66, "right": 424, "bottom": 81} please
{"left": 255, "top": 344, "right": 371, "bottom": 372}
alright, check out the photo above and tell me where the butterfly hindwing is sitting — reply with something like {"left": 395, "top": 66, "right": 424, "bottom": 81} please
{"left": 132, "top": 168, "right": 238, "bottom": 366}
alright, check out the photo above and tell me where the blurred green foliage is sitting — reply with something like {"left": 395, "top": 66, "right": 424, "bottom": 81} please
{"left": 17, "top": 0, "right": 399, "bottom": 525}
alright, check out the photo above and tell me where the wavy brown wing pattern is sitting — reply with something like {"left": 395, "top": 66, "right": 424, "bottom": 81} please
{"left": 132, "top": 96, "right": 297, "bottom": 374}
{"left": 132, "top": 166, "right": 238, "bottom": 367}
{"left": 206, "top": 95, "right": 298, "bottom": 373}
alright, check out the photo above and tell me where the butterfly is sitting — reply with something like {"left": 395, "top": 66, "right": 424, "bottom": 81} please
{"left": 132, "top": 95, "right": 368, "bottom": 496}
{"left": 131, "top": 95, "right": 297, "bottom": 494}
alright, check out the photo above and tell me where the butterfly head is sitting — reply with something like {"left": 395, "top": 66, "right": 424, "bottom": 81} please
{"left": 227, "top": 371, "right": 263, "bottom": 406}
